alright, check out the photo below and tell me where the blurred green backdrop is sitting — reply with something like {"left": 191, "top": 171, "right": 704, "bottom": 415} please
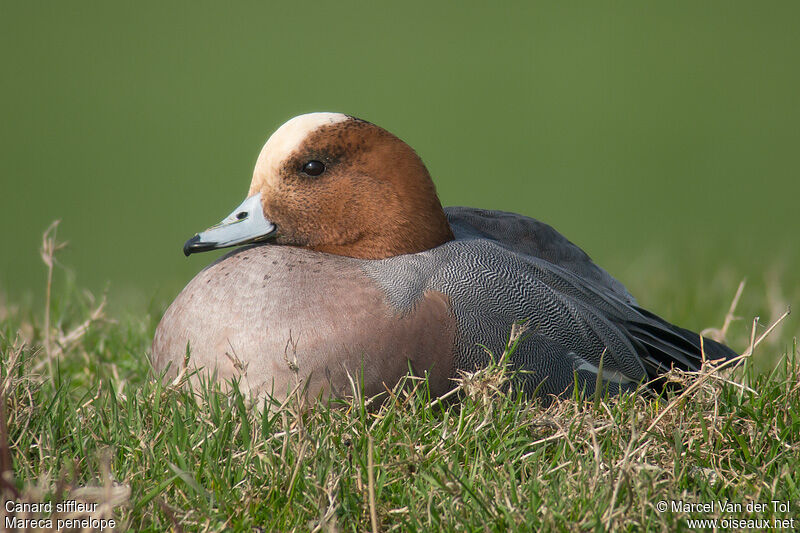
{"left": 1, "top": 2, "right": 798, "bottom": 319}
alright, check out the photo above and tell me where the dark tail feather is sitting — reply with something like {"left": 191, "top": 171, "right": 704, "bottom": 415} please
{"left": 672, "top": 324, "right": 738, "bottom": 361}
{"left": 627, "top": 306, "right": 738, "bottom": 379}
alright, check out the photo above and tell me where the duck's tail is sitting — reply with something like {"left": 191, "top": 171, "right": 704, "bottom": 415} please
{"left": 626, "top": 306, "right": 738, "bottom": 380}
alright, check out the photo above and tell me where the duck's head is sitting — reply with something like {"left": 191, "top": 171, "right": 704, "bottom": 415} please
{"left": 183, "top": 112, "right": 454, "bottom": 259}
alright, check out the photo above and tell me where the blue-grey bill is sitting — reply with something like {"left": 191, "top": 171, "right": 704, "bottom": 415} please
{"left": 183, "top": 192, "right": 276, "bottom": 256}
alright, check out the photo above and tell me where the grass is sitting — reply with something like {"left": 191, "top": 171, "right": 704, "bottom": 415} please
{"left": 1, "top": 228, "right": 798, "bottom": 532}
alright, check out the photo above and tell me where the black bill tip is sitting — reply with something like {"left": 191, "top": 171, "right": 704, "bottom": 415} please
{"left": 183, "top": 234, "right": 218, "bottom": 257}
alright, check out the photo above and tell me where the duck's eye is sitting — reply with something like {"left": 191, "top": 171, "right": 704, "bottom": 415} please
{"left": 301, "top": 160, "right": 325, "bottom": 176}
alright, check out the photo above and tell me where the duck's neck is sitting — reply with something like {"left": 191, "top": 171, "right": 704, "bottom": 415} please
{"left": 313, "top": 206, "right": 454, "bottom": 259}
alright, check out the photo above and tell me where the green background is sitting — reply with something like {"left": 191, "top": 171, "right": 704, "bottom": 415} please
{"left": 1, "top": 2, "right": 798, "bottom": 318}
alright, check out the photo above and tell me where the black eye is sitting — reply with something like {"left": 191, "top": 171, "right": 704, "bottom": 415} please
{"left": 301, "top": 160, "right": 325, "bottom": 176}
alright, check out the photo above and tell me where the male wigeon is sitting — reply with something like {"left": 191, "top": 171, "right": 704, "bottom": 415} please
{"left": 151, "top": 112, "right": 736, "bottom": 403}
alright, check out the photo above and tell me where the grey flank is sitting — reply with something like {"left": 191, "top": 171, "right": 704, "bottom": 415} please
{"left": 362, "top": 207, "right": 736, "bottom": 399}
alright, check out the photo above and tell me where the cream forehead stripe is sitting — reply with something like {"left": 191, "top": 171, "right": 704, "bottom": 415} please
{"left": 251, "top": 113, "right": 350, "bottom": 192}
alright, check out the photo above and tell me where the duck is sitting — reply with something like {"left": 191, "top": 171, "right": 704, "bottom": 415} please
{"left": 151, "top": 112, "right": 737, "bottom": 403}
